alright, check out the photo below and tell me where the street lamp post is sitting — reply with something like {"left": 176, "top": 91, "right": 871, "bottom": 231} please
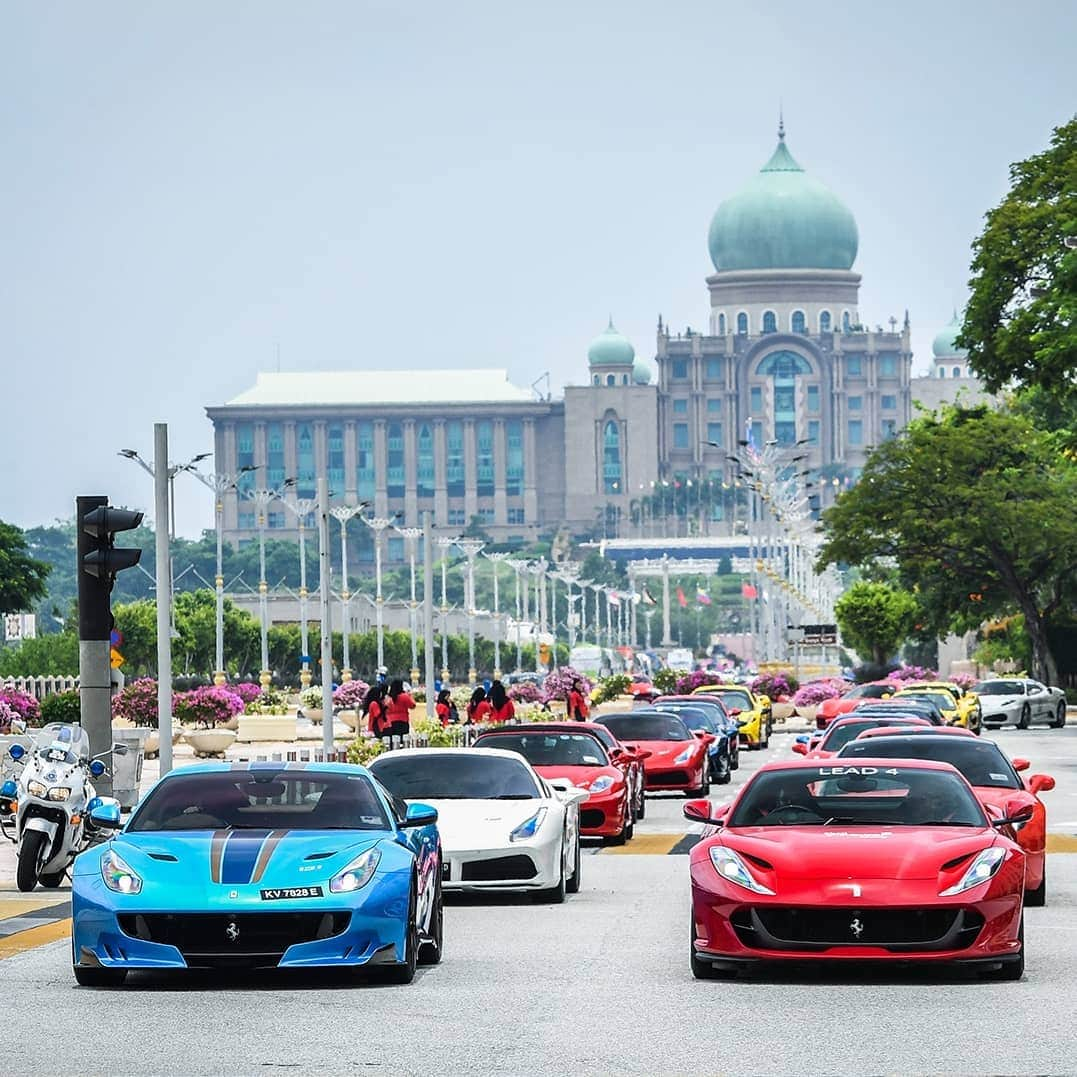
{"left": 435, "top": 537, "right": 457, "bottom": 683}
{"left": 530, "top": 561, "right": 546, "bottom": 672}
{"left": 484, "top": 552, "right": 510, "bottom": 679}
{"left": 331, "top": 505, "right": 365, "bottom": 682}
{"left": 362, "top": 516, "right": 396, "bottom": 674}
{"left": 506, "top": 559, "right": 527, "bottom": 673}
{"left": 246, "top": 480, "right": 295, "bottom": 688}
{"left": 455, "top": 539, "right": 485, "bottom": 684}
{"left": 282, "top": 497, "right": 319, "bottom": 688}
{"left": 396, "top": 527, "right": 425, "bottom": 684}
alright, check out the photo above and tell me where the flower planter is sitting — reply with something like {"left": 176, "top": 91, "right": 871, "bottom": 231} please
{"left": 338, "top": 710, "right": 359, "bottom": 731}
{"left": 186, "top": 729, "right": 237, "bottom": 758}
{"left": 143, "top": 730, "right": 160, "bottom": 759}
{"left": 236, "top": 715, "right": 298, "bottom": 743}
{"left": 771, "top": 702, "right": 795, "bottom": 722}
{"left": 794, "top": 704, "right": 818, "bottom": 725}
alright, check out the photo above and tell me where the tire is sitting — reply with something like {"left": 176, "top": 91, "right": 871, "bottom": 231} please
{"left": 16, "top": 829, "right": 48, "bottom": 893}
{"left": 73, "top": 965, "right": 127, "bottom": 988}
{"left": 1053, "top": 702, "right": 1067, "bottom": 729}
{"left": 39, "top": 870, "right": 66, "bottom": 888}
{"left": 635, "top": 783, "right": 646, "bottom": 820}
{"left": 715, "top": 753, "right": 732, "bottom": 785}
{"left": 1018, "top": 704, "right": 1031, "bottom": 730}
{"left": 418, "top": 871, "right": 443, "bottom": 966}
{"left": 690, "top": 912, "right": 730, "bottom": 980}
{"left": 533, "top": 840, "right": 567, "bottom": 904}
{"left": 1025, "top": 861, "right": 1046, "bottom": 908}
{"left": 982, "top": 916, "right": 1024, "bottom": 981}
{"left": 688, "top": 765, "right": 710, "bottom": 799}
{"left": 566, "top": 830, "right": 582, "bottom": 893}
{"left": 379, "top": 884, "right": 418, "bottom": 984}
{"left": 729, "top": 743, "right": 740, "bottom": 771}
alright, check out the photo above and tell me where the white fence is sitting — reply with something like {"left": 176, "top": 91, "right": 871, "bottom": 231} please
{"left": 2, "top": 675, "right": 79, "bottom": 700}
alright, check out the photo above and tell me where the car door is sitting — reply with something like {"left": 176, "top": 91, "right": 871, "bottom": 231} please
{"left": 1027, "top": 682, "right": 1051, "bottom": 722}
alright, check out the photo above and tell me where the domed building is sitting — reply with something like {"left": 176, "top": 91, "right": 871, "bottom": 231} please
{"left": 910, "top": 309, "right": 995, "bottom": 412}
{"left": 931, "top": 311, "right": 970, "bottom": 378}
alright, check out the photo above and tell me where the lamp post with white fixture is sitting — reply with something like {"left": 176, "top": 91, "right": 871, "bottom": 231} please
{"left": 246, "top": 479, "right": 297, "bottom": 687}
{"left": 506, "top": 559, "right": 527, "bottom": 673}
{"left": 483, "top": 551, "right": 510, "bottom": 679}
{"left": 331, "top": 504, "right": 366, "bottom": 682}
{"left": 362, "top": 515, "right": 397, "bottom": 673}
{"left": 455, "top": 539, "right": 485, "bottom": 684}
{"left": 396, "top": 527, "right": 425, "bottom": 684}
{"left": 281, "top": 496, "right": 320, "bottom": 688}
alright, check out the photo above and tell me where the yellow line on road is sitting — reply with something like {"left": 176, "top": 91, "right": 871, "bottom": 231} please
{"left": 603, "top": 834, "right": 683, "bottom": 855}
{"left": 0, "top": 897, "right": 65, "bottom": 919}
{"left": 1047, "top": 834, "right": 1077, "bottom": 854}
{"left": 0, "top": 919, "right": 70, "bottom": 961}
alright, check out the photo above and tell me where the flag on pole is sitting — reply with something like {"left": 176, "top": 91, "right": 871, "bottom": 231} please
{"left": 741, "top": 582, "right": 758, "bottom": 599}
{"left": 696, "top": 589, "right": 711, "bottom": 606}
{"left": 676, "top": 587, "right": 688, "bottom": 608}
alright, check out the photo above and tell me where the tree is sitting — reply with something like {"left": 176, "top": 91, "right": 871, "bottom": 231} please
{"left": 0, "top": 520, "right": 51, "bottom": 613}
{"left": 818, "top": 406, "right": 1077, "bottom": 684}
{"left": 961, "top": 117, "right": 1077, "bottom": 406}
{"left": 834, "top": 581, "right": 919, "bottom": 666}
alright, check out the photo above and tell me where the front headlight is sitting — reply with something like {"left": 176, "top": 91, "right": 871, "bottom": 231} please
{"left": 26, "top": 780, "right": 47, "bottom": 799}
{"left": 101, "top": 849, "right": 143, "bottom": 894}
{"left": 675, "top": 746, "right": 695, "bottom": 764}
{"left": 509, "top": 807, "right": 547, "bottom": 842}
{"left": 587, "top": 775, "right": 615, "bottom": 794}
{"left": 709, "top": 846, "right": 775, "bottom": 895}
{"left": 940, "top": 847, "right": 1006, "bottom": 896}
{"left": 48, "top": 786, "right": 72, "bottom": 802}
{"left": 329, "top": 848, "right": 381, "bottom": 893}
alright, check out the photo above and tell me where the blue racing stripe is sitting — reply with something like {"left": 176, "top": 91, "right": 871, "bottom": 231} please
{"left": 220, "top": 830, "right": 272, "bottom": 885}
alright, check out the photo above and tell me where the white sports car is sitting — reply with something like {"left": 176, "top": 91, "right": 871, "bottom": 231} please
{"left": 369, "top": 748, "right": 587, "bottom": 903}
{"left": 973, "top": 677, "right": 1067, "bottom": 729}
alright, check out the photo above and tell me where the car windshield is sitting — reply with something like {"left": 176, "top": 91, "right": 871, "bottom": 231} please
{"left": 586, "top": 725, "right": 619, "bottom": 751}
{"left": 600, "top": 714, "right": 691, "bottom": 743}
{"left": 371, "top": 753, "right": 540, "bottom": 800}
{"left": 974, "top": 680, "right": 1024, "bottom": 695}
{"left": 857, "top": 703, "right": 941, "bottom": 724}
{"left": 837, "top": 738, "right": 1021, "bottom": 789}
{"left": 898, "top": 692, "right": 953, "bottom": 710}
{"left": 33, "top": 723, "right": 91, "bottom": 765}
{"left": 474, "top": 732, "right": 609, "bottom": 767}
{"left": 128, "top": 770, "right": 390, "bottom": 832}
{"left": 729, "top": 766, "right": 985, "bottom": 828}
{"left": 710, "top": 690, "right": 752, "bottom": 711}
{"left": 847, "top": 684, "right": 893, "bottom": 699}
{"left": 654, "top": 706, "right": 717, "bottom": 733}
{"left": 822, "top": 718, "right": 925, "bottom": 752}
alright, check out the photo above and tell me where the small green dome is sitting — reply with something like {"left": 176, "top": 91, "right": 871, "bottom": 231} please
{"left": 588, "top": 318, "right": 635, "bottom": 367}
{"left": 632, "top": 355, "right": 652, "bottom": 385}
{"left": 708, "top": 132, "right": 859, "bottom": 272}
{"left": 932, "top": 311, "right": 968, "bottom": 358}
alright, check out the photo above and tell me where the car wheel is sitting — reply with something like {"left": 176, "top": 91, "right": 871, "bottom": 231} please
{"left": 16, "top": 829, "right": 48, "bottom": 892}
{"left": 566, "top": 829, "right": 582, "bottom": 893}
{"left": 758, "top": 724, "right": 770, "bottom": 750}
{"left": 729, "top": 744, "right": 740, "bottom": 771}
{"left": 1025, "top": 861, "right": 1046, "bottom": 908}
{"left": 635, "top": 783, "right": 646, "bottom": 820}
{"left": 717, "top": 754, "right": 732, "bottom": 785}
{"left": 982, "top": 916, "right": 1023, "bottom": 981}
{"left": 418, "top": 870, "right": 443, "bottom": 966}
{"left": 378, "top": 883, "right": 418, "bottom": 984}
{"left": 533, "top": 841, "right": 567, "bottom": 904}
{"left": 1053, "top": 702, "right": 1067, "bottom": 729}
{"left": 690, "top": 912, "right": 731, "bottom": 980}
{"left": 73, "top": 965, "right": 127, "bottom": 988}
{"left": 1018, "top": 704, "right": 1031, "bottom": 730}
{"left": 689, "top": 766, "right": 710, "bottom": 798}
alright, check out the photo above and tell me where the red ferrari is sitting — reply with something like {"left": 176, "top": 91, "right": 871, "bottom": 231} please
{"left": 792, "top": 715, "right": 931, "bottom": 758}
{"left": 838, "top": 731, "right": 1054, "bottom": 906}
{"left": 685, "top": 758, "right": 1029, "bottom": 979}
{"left": 473, "top": 727, "right": 635, "bottom": 844}
{"left": 598, "top": 712, "right": 714, "bottom": 796}
{"left": 815, "top": 681, "right": 899, "bottom": 730}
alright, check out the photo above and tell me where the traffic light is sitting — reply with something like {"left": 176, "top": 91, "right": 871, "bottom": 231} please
{"left": 76, "top": 496, "right": 144, "bottom": 641}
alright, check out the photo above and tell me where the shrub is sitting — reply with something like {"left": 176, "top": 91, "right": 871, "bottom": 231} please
{"left": 792, "top": 679, "right": 845, "bottom": 707}
{"left": 0, "top": 688, "right": 41, "bottom": 727}
{"left": 112, "top": 678, "right": 161, "bottom": 727}
{"left": 174, "top": 686, "right": 245, "bottom": 727}
{"left": 508, "top": 681, "right": 543, "bottom": 704}
{"left": 0, "top": 700, "right": 17, "bottom": 734}
{"left": 245, "top": 687, "right": 290, "bottom": 716}
{"left": 652, "top": 669, "right": 679, "bottom": 695}
{"left": 410, "top": 716, "right": 457, "bottom": 747}
{"left": 750, "top": 673, "right": 798, "bottom": 700}
{"left": 674, "top": 670, "right": 725, "bottom": 695}
{"left": 39, "top": 690, "right": 82, "bottom": 725}
{"left": 332, "top": 679, "right": 370, "bottom": 711}
{"left": 888, "top": 665, "right": 938, "bottom": 683}
{"left": 231, "top": 682, "right": 263, "bottom": 705}
{"left": 950, "top": 673, "right": 977, "bottom": 691}
{"left": 593, "top": 673, "right": 632, "bottom": 704}
{"left": 345, "top": 737, "right": 386, "bottom": 766}
{"left": 541, "top": 667, "right": 593, "bottom": 704}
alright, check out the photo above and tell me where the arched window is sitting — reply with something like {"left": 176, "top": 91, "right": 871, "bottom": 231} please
{"left": 606, "top": 373, "right": 616, "bottom": 386}
{"left": 762, "top": 310, "right": 777, "bottom": 334}
{"left": 842, "top": 310, "right": 851, "bottom": 332}
{"left": 819, "top": 310, "right": 832, "bottom": 333}
{"left": 718, "top": 312, "right": 727, "bottom": 335}
{"left": 938, "top": 368, "right": 946, "bottom": 379}
{"left": 756, "top": 351, "right": 812, "bottom": 446}
{"left": 791, "top": 310, "right": 806, "bottom": 334}
{"left": 416, "top": 424, "right": 434, "bottom": 498}
{"left": 952, "top": 366, "right": 961, "bottom": 378}
{"left": 736, "top": 312, "right": 748, "bottom": 335}
{"left": 593, "top": 374, "right": 599, "bottom": 386}
{"left": 602, "top": 420, "right": 622, "bottom": 495}
{"left": 622, "top": 374, "right": 629, "bottom": 385}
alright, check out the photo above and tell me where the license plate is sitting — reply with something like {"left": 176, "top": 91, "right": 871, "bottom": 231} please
{"left": 260, "top": 886, "right": 324, "bottom": 900}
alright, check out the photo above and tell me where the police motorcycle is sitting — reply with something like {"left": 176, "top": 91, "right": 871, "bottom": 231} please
{"left": 0, "top": 723, "right": 125, "bottom": 892}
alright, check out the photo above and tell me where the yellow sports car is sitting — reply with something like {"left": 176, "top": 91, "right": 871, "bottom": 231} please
{"left": 692, "top": 684, "right": 772, "bottom": 749}
{"left": 902, "top": 681, "right": 982, "bottom": 733}
{"left": 892, "top": 687, "right": 962, "bottom": 727}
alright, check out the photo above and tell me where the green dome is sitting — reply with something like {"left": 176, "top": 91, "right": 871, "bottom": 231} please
{"left": 932, "top": 311, "right": 968, "bottom": 358}
{"left": 588, "top": 318, "right": 635, "bottom": 367}
{"left": 708, "top": 133, "right": 859, "bottom": 271}
{"left": 632, "top": 355, "right": 652, "bottom": 385}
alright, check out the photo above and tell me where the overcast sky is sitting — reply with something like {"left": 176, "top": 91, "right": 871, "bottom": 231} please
{"left": 4, "top": 1, "right": 1075, "bottom": 537}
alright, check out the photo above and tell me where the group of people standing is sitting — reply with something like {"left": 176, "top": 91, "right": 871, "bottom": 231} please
{"left": 361, "top": 679, "right": 417, "bottom": 739}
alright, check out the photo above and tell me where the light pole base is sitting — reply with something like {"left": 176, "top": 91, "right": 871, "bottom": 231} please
{"left": 341, "top": 668, "right": 352, "bottom": 683}
{"left": 410, "top": 666, "right": 420, "bottom": 686}
{"left": 493, "top": 668, "right": 501, "bottom": 681}
{"left": 259, "top": 669, "right": 272, "bottom": 689}
{"left": 299, "top": 668, "right": 312, "bottom": 689}
{"left": 213, "top": 670, "right": 226, "bottom": 687}
{"left": 441, "top": 668, "right": 450, "bottom": 685}
{"left": 468, "top": 667, "right": 477, "bottom": 685}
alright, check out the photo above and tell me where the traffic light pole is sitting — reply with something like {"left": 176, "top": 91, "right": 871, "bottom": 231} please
{"left": 154, "top": 423, "right": 174, "bottom": 775}
{"left": 77, "top": 496, "right": 114, "bottom": 796}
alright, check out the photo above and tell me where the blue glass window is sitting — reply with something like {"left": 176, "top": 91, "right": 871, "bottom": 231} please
{"left": 756, "top": 351, "right": 812, "bottom": 377}
{"left": 952, "top": 366, "right": 961, "bottom": 378}
{"left": 387, "top": 536, "right": 404, "bottom": 563}
{"left": 673, "top": 398, "right": 688, "bottom": 414}
{"left": 842, "top": 311, "right": 852, "bottom": 332}
{"left": 881, "top": 395, "right": 897, "bottom": 410}
{"left": 508, "top": 507, "right": 525, "bottom": 525}
{"left": 807, "top": 385, "right": 820, "bottom": 412}
{"left": 848, "top": 396, "right": 862, "bottom": 411}
{"left": 762, "top": 311, "right": 777, "bottom": 334}
{"left": 476, "top": 421, "right": 494, "bottom": 497}
{"left": 238, "top": 511, "right": 255, "bottom": 530}
{"left": 846, "top": 356, "right": 862, "bottom": 376}
{"left": 706, "top": 421, "right": 722, "bottom": 445}
{"left": 446, "top": 421, "right": 465, "bottom": 497}
{"left": 448, "top": 508, "right": 466, "bottom": 527}
{"left": 235, "top": 423, "right": 256, "bottom": 497}
{"left": 707, "top": 398, "right": 722, "bottom": 413}
{"left": 266, "top": 423, "right": 284, "bottom": 488}
{"left": 673, "top": 423, "right": 689, "bottom": 450}
{"left": 417, "top": 425, "right": 434, "bottom": 498}
{"left": 386, "top": 423, "right": 405, "bottom": 498}
{"left": 327, "top": 424, "right": 345, "bottom": 492}
{"left": 791, "top": 310, "right": 806, "bottom": 334}
{"left": 505, "top": 420, "right": 523, "bottom": 496}
{"left": 717, "top": 313, "right": 726, "bottom": 335}
{"left": 848, "top": 420, "right": 863, "bottom": 446}
{"left": 819, "top": 310, "right": 832, "bottom": 332}
{"left": 603, "top": 421, "right": 622, "bottom": 494}
{"left": 736, "top": 312, "right": 748, "bottom": 335}
{"left": 808, "top": 420, "right": 820, "bottom": 444}
{"left": 671, "top": 359, "right": 687, "bottom": 379}
{"left": 296, "top": 423, "right": 315, "bottom": 499}
{"left": 881, "top": 419, "right": 897, "bottom": 440}
{"left": 267, "top": 512, "right": 285, "bottom": 529}
{"left": 750, "top": 387, "right": 763, "bottom": 413}
{"left": 706, "top": 357, "right": 721, "bottom": 380}
{"left": 880, "top": 355, "right": 897, "bottom": 376}
{"left": 356, "top": 422, "right": 375, "bottom": 501}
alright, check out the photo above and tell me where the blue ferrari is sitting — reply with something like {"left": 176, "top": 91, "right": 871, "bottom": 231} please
{"left": 71, "top": 761, "right": 442, "bottom": 986}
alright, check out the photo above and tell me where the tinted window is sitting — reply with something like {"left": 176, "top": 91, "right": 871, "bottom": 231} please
{"left": 974, "top": 681, "right": 1024, "bottom": 695}
{"left": 709, "top": 690, "right": 752, "bottom": 711}
{"left": 847, "top": 684, "right": 894, "bottom": 699}
{"left": 837, "top": 737, "right": 1020, "bottom": 789}
{"left": 856, "top": 703, "right": 942, "bottom": 725}
{"left": 129, "top": 770, "right": 390, "bottom": 832}
{"left": 371, "top": 753, "right": 540, "bottom": 800}
{"left": 474, "top": 733, "right": 609, "bottom": 767}
{"left": 729, "top": 766, "right": 984, "bottom": 828}
{"left": 822, "top": 718, "right": 927, "bottom": 751}
{"left": 600, "top": 714, "right": 691, "bottom": 742}
{"left": 654, "top": 705, "right": 717, "bottom": 733}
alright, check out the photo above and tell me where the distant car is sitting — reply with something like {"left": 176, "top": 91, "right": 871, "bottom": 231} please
{"left": 597, "top": 711, "right": 713, "bottom": 796}
{"left": 973, "top": 678, "right": 1067, "bottom": 730}
{"left": 473, "top": 728, "right": 634, "bottom": 844}
{"left": 652, "top": 695, "right": 741, "bottom": 775}
{"left": 815, "top": 681, "right": 898, "bottom": 729}
{"left": 369, "top": 748, "right": 586, "bottom": 902}
{"left": 692, "top": 684, "right": 772, "bottom": 749}
{"left": 854, "top": 698, "right": 947, "bottom": 725}
{"left": 838, "top": 732, "right": 1055, "bottom": 906}
{"left": 70, "top": 762, "right": 442, "bottom": 987}
{"left": 893, "top": 689, "right": 962, "bottom": 726}
{"left": 685, "top": 758, "right": 1029, "bottom": 980}
{"left": 792, "top": 714, "right": 931, "bottom": 758}
{"left": 903, "top": 681, "right": 983, "bottom": 733}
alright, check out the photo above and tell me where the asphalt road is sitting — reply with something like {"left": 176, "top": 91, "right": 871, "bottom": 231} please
{"left": 4, "top": 726, "right": 1077, "bottom": 1076}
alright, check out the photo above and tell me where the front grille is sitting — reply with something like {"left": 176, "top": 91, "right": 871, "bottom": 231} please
{"left": 580, "top": 809, "right": 606, "bottom": 830}
{"left": 646, "top": 769, "right": 690, "bottom": 786}
{"left": 118, "top": 912, "right": 349, "bottom": 967}
{"left": 460, "top": 855, "right": 537, "bottom": 882}
{"left": 731, "top": 906, "right": 984, "bottom": 953}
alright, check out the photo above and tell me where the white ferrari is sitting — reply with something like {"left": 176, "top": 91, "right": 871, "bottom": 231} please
{"left": 369, "top": 747, "right": 587, "bottom": 902}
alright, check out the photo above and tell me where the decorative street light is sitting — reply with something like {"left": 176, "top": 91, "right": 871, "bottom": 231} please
{"left": 247, "top": 479, "right": 296, "bottom": 687}
{"left": 435, "top": 537, "right": 459, "bottom": 683}
{"left": 281, "top": 496, "right": 320, "bottom": 688}
{"left": 330, "top": 504, "right": 365, "bottom": 682}
{"left": 529, "top": 560, "right": 546, "bottom": 672}
{"left": 455, "top": 539, "right": 485, "bottom": 684}
{"left": 484, "top": 551, "right": 510, "bottom": 679}
{"left": 576, "top": 578, "right": 591, "bottom": 643}
{"left": 396, "top": 526, "right": 425, "bottom": 684}
{"left": 505, "top": 558, "right": 527, "bottom": 673}
{"left": 362, "top": 515, "right": 397, "bottom": 674}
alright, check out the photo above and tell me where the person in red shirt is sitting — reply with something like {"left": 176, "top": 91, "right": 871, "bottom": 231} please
{"left": 385, "top": 680, "right": 416, "bottom": 737}
{"left": 466, "top": 687, "right": 492, "bottom": 726}
{"left": 487, "top": 680, "right": 515, "bottom": 724}
{"left": 435, "top": 688, "right": 457, "bottom": 727}
{"left": 363, "top": 683, "right": 390, "bottom": 739}
{"left": 567, "top": 680, "right": 590, "bottom": 721}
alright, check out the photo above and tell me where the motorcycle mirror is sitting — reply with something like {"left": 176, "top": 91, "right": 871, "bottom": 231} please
{"left": 88, "top": 800, "right": 122, "bottom": 830}
{"left": 112, "top": 744, "right": 129, "bottom": 756}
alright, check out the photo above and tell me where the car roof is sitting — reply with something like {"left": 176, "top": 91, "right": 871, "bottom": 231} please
{"left": 370, "top": 746, "right": 528, "bottom": 761}
{"left": 474, "top": 726, "right": 605, "bottom": 740}
{"left": 826, "top": 714, "right": 929, "bottom": 729}
{"left": 157, "top": 760, "right": 370, "bottom": 778}
{"left": 757, "top": 756, "right": 962, "bottom": 774}
{"left": 855, "top": 726, "right": 975, "bottom": 739}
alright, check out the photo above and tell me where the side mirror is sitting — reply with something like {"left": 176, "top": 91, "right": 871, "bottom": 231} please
{"left": 401, "top": 802, "right": 438, "bottom": 828}
{"left": 8, "top": 743, "right": 25, "bottom": 761}
{"left": 1028, "top": 774, "right": 1055, "bottom": 795}
{"left": 993, "top": 802, "right": 1035, "bottom": 829}
{"left": 791, "top": 742, "right": 808, "bottom": 755}
{"left": 736, "top": 720, "right": 749, "bottom": 729}
{"left": 88, "top": 800, "right": 122, "bottom": 830}
{"left": 635, "top": 749, "right": 653, "bottom": 760}
{"left": 1011, "top": 757, "right": 1030, "bottom": 772}
{"left": 683, "top": 798, "right": 727, "bottom": 826}
{"left": 690, "top": 728, "right": 706, "bottom": 738}
{"left": 112, "top": 743, "right": 129, "bottom": 756}
{"left": 728, "top": 708, "right": 742, "bottom": 716}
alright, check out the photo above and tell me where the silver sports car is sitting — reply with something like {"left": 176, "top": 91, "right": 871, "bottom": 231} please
{"left": 973, "top": 678, "right": 1067, "bottom": 729}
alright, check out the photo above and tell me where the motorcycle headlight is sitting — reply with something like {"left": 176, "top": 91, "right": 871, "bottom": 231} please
{"left": 675, "top": 746, "right": 695, "bottom": 764}
{"left": 510, "top": 807, "right": 547, "bottom": 842}
{"left": 26, "top": 780, "right": 47, "bottom": 799}
{"left": 48, "top": 786, "right": 72, "bottom": 802}
{"left": 101, "top": 849, "right": 143, "bottom": 894}
{"left": 329, "top": 848, "right": 381, "bottom": 894}
{"left": 709, "top": 846, "right": 775, "bottom": 895}
{"left": 940, "top": 847, "right": 1006, "bottom": 896}
{"left": 588, "top": 775, "right": 615, "bottom": 794}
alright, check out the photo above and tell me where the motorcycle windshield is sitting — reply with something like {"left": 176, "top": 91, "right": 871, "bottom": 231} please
{"left": 35, "top": 723, "right": 91, "bottom": 765}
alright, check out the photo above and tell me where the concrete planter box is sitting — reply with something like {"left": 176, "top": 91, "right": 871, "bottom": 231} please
{"left": 772, "top": 702, "right": 795, "bottom": 722}
{"left": 185, "top": 728, "right": 237, "bottom": 757}
{"left": 237, "top": 715, "right": 298, "bottom": 743}
{"left": 794, "top": 704, "right": 818, "bottom": 725}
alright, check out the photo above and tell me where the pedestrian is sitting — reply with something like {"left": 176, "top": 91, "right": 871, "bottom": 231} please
{"left": 363, "top": 683, "right": 390, "bottom": 739}
{"left": 386, "top": 679, "right": 417, "bottom": 738}
{"left": 466, "top": 686, "right": 492, "bottom": 726}
{"left": 567, "top": 679, "right": 590, "bottom": 721}
{"left": 488, "top": 680, "right": 515, "bottom": 724}
{"left": 435, "top": 688, "right": 458, "bottom": 727}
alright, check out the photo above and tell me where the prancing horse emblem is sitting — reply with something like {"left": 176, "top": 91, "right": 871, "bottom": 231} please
{"left": 225, "top": 920, "right": 240, "bottom": 943}
{"left": 850, "top": 917, "right": 864, "bottom": 939}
